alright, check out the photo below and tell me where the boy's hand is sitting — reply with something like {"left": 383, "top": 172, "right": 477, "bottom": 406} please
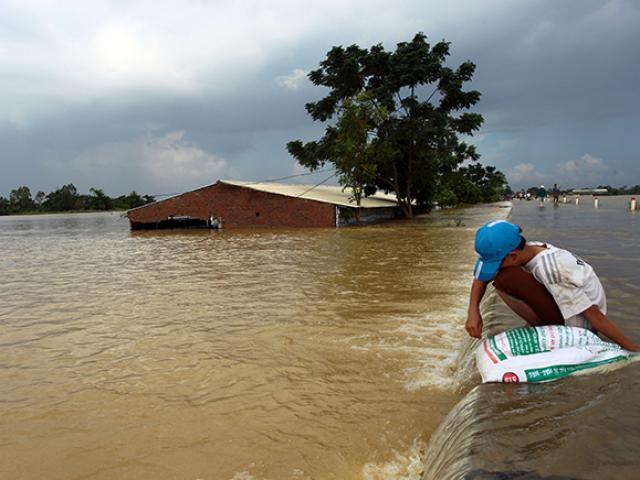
{"left": 466, "top": 279, "right": 488, "bottom": 338}
{"left": 466, "top": 308, "right": 483, "bottom": 338}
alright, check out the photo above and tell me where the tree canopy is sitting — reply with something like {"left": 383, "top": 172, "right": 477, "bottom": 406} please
{"left": 287, "top": 32, "right": 502, "bottom": 216}
{"left": 436, "top": 163, "right": 508, "bottom": 207}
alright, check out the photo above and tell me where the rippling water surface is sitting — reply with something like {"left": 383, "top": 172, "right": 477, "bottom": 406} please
{"left": 0, "top": 206, "right": 506, "bottom": 480}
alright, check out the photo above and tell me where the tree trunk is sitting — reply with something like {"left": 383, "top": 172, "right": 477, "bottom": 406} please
{"left": 406, "top": 140, "right": 414, "bottom": 218}
{"left": 406, "top": 163, "right": 413, "bottom": 218}
{"left": 392, "top": 161, "right": 410, "bottom": 218}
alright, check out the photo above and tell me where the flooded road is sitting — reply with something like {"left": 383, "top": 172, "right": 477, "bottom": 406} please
{"left": 423, "top": 196, "right": 640, "bottom": 480}
{"left": 0, "top": 205, "right": 506, "bottom": 480}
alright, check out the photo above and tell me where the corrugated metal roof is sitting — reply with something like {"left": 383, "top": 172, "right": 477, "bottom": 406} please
{"left": 221, "top": 180, "right": 399, "bottom": 208}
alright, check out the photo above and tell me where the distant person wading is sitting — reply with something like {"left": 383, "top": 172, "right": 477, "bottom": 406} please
{"left": 552, "top": 183, "right": 560, "bottom": 207}
{"left": 537, "top": 185, "right": 547, "bottom": 207}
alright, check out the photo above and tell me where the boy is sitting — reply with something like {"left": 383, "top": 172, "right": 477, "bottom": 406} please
{"left": 466, "top": 220, "right": 638, "bottom": 351}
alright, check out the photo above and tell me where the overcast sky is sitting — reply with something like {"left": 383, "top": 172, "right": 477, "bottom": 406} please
{"left": 1, "top": 0, "right": 639, "bottom": 197}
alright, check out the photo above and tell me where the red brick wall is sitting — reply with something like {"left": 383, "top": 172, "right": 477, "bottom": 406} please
{"left": 128, "top": 182, "right": 337, "bottom": 229}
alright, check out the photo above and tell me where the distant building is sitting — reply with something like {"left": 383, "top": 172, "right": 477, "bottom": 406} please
{"left": 127, "top": 180, "right": 402, "bottom": 230}
{"left": 571, "top": 188, "right": 609, "bottom": 195}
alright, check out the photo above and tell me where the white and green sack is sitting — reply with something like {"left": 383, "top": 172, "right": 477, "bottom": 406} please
{"left": 476, "top": 325, "right": 632, "bottom": 383}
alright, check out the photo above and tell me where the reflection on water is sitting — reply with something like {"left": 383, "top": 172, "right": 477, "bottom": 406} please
{"left": 423, "top": 196, "right": 640, "bottom": 480}
{"left": 0, "top": 206, "right": 505, "bottom": 480}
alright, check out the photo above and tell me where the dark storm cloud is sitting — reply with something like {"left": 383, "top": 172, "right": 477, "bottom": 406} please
{"left": 1, "top": 0, "right": 639, "bottom": 196}
{"left": 462, "top": 0, "right": 640, "bottom": 131}
{"left": 0, "top": 69, "right": 326, "bottom": 195}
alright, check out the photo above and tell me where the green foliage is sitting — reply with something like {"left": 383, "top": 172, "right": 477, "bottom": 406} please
{"left": 10, "top": 186, "right": 35, "bottom": 212}
{"left": 288, "top": 32, "right": 485, "bottom": 216}
{"left": 520, "top": 185, "right": 640, "bottom": 197}
{"left": 434, "top": 187, "right": 459, "bottom": 208}
{"left": 465, "top": 163, "right": 507, "bottom": 203}
{"left": 43, "top": 184, "right": 79, "bottom": 211}
{"left": 0, "top": 196, "right": 10, "bottom": 215}
{"left": 503, "top": 185, "right": 514, "bottom": 197}
{"left": 0, "top": 184, "right": 155, "bottom": 215}
{"left": 89, "top": 188, "right": 113, "bottom": 210}
{"left": 436, "top": 163, "right": 507, "bottom": 206}
{"left": 289, "top": 92, "right": 382, "bottom": 205}
{"left": 436, "top": 170, "right": 480, "bottom": 206}
{"left": 112, "top": 191, "right": 152, "bottom": 210}
{"left": 526, "top": 186, "right": 539, "bottom": 197}
{"left": 333, "top": 94, "right": 383, "bottom": 205}
{"left": 597, "top": 185, "right": 640, "bottom": 196}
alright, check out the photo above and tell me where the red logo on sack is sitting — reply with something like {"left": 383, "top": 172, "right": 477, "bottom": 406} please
{"left": 502, "top": 372, "right": 519, "bottom": 383}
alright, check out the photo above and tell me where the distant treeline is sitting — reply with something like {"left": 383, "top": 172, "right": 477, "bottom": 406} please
{"left": 523, "top": 185, "right": 640, "bottom": 196}
{"left": 596, "top": 185, "right": 640, "bottom": 195}
{"left": 0, "top": 184, "right": 155, "bottom": 216}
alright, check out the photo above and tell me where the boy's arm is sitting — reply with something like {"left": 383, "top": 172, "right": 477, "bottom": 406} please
{"left": 466, "top": 279, "right": 487, "bottom": 338}
{"left": 581, "top": 305, "right": 639, "bottom": 352}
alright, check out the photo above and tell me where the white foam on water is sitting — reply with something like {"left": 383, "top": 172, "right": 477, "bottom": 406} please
{"left": 397, "top": 275, "right": 473, "bottom": 391}
{"left": 229, "top": 471, "right": 256, "bottom": 480}
{"left": 361, "top": 437, "right": 425, "bottom": 480}
{"left": 399, "top": 308, "right": 468, "bottom": 392}
{"left": 229, "top": 466, "right": 308, "bottom": 479}
{"left": 343, "top": 303, "right": 469, "bottom": 391}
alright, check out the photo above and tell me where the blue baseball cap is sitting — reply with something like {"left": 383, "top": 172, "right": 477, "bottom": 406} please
{"left": 473, "top": 220, "right": 523, "bottom": 281}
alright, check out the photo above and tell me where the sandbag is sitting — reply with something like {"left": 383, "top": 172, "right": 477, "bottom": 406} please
{"left": 476, "top": 325, "right": 631, "bottom": 383}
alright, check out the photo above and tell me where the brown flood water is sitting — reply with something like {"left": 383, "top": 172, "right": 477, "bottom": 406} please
{"left": 0, "top": 204, "right": 507, "bottom": 480}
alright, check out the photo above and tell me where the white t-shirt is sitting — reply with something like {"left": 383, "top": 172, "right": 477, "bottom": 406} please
{"left": 523, "top": 242, "right": 606, "bottom": 330}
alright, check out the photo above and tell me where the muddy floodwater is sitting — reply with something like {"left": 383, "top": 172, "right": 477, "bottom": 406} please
{"left": 0, "top": 205, "right": 505, "bottom": 480}
{"left": 2, "top": 196, "right": 639, "bottom": 480}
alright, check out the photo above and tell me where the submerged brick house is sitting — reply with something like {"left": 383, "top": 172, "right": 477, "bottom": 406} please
{"left": 127, "top": 180, "right": 401, "bottom": 230}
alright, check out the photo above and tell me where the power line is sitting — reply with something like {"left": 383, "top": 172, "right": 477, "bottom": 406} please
{"left": 296, "top": 172, "right": 338, "bottom": 197}
{"left": 246, "top": 168, "right": 334, "bottom": 185}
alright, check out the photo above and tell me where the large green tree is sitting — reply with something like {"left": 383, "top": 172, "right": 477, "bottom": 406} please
{"left": 287, "top": 33, "right": 483, "bottom": 217}
{"left": 289, "top": 92, "right": 383, "bottom": 206}
{"left": 9, "top": 186, "right": 35, "bottom": 212}
{"left": 43, "top": 184, "right": 79, "bottom": 211}
{"left": 437, "top": 163, "right": 508, "bottom": 206}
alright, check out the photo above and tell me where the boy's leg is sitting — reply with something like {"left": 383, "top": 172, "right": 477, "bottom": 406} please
{"left": 495, "top": 290, "right": 544, "bottom": 325}
{"left": 493, "top": 267, "right": 564, "bottom": 326}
